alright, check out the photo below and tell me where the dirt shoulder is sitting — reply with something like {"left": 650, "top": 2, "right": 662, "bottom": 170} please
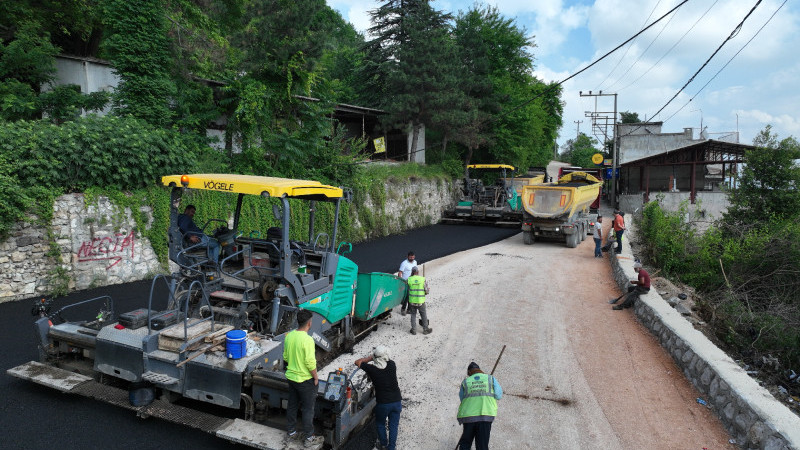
{"left": 325, "top": 231, "right": 734, "bottom": 449}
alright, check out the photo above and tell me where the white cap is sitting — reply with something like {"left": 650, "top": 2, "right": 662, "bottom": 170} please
{"left": 372, "top": 345, "right": 390, "bottom": 369}
{"left": 633, "top": 262, "right": 642, "bottom": 269}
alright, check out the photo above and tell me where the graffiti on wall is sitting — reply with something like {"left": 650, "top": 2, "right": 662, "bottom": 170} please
{"left": 77, "top": 230, "right": 135, "bottom": 269}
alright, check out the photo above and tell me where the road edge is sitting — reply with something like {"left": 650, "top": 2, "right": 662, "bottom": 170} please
{"left": 610, "top": 223, "right": 800, "bottom": 449}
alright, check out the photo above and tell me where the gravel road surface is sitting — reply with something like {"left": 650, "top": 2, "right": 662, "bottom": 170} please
{"left": 1, "top": 223, "right": 734, "bottom": 449}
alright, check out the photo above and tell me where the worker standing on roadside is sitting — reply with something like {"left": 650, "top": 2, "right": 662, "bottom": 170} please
{"left": 396, "top": 251, "right": 417, "bottom": 316}
{"left": 407, "top": 266, "right": 432, "bottom": 335}
{"left": 457, "top": 361, "right": 503, "bottom": 450}
{"left": 613, "top": 210, "right": 626, "bottom": 254}
{"left": 283, "top": 309, "right": 324, "bottom": 448}
{"left": 354, "top": 345, "right": 402, "bottom": 450}
{"left": 610, "top": 261, "right": 650, "bottom": 310}
{"left": 593, "top": 215, "right": 603, "bottom": 258}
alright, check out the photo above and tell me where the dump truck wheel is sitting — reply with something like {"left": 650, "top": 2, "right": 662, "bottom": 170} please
{"left": 523, "top": 231, "right": 534, "bottom": 245}
{"left": 566, "top": 232, "right": 579, "bottom": 248}
{"left": 580, "top": 223, "right": 587, "bottom": 241}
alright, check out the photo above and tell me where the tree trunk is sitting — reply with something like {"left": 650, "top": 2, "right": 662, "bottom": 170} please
{"left": 409, "top": 122, "right": 420, "bottom": 162}
{"left": 464, "top": 145, "right": 474, "bottom": 179}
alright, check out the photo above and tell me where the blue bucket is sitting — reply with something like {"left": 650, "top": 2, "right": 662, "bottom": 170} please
{"left": 226, "top": 329, "right": 247, "bottom": 359}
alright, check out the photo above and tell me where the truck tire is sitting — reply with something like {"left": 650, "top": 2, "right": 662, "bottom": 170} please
{"left": 580, "top": 222, "right": 587, "bottom": 241}
{"left": 566, "top": 232, "right": 579, "bottom": 248}
{"left": 523, "top": 231, "right": 534, "bottom": 245}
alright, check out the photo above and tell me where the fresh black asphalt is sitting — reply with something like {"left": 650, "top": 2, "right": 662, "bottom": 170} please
{"left": 1, "top": 224, "right": 517, "bottom": 449}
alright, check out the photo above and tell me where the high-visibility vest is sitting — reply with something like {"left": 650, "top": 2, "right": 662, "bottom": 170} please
{"left": 457, "top": 373, "right": 498, "bottom": 423}
{"left": 407, "top": 275, "right": 426, "bottom": 304}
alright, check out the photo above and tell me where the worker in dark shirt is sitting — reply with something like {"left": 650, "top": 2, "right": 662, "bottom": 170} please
{"left": 611, "top": 261, "right": 651, "bottom": 310}
{"left": 177, "top": 205, "right": 220, "bottom": 264}
{"left": 355, "top": 346, "right": 402, "bottom": 450}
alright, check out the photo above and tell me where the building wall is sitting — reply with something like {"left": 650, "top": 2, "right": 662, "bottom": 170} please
{"left": 618, "top": 191, "right": 730, "bottom": 224}
{"left": 618, "top": 126, "right": 700, "bottom": 165}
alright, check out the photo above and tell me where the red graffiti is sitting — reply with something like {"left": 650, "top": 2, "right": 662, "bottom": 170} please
{"left": 77, "top": 230, "right": 136, "bottom": 269}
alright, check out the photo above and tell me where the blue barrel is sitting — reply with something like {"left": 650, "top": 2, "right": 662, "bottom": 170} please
{"left": 226, "top": 329, "right": 247, "bottom": 359}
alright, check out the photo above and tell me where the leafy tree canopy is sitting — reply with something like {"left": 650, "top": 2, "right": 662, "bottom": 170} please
{"left": 560, "top": 133, "right": 601, "bottom": 168}
{"left": 619, "top": 111, "right": 640, "bottom": 123}
{"left": 722, "top": 125, "right": 800, "bottom": 229}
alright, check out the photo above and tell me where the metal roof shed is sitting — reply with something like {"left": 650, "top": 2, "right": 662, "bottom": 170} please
{"left": 620, "top": 140, "right": 752, "bottom": 204}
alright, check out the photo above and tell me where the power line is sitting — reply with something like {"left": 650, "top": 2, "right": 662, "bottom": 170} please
{"left": 606, "top": 1, "right": 682, "bottom": 92}
{"left": 647, "top": 0, "right": 764, "bottom": 122}
{"left": 596, "top": 0, "right": 663, "bottom": 91}
{"left": 662, "top": 0, "right": 787, "bottom": 124}
{"left": 618, "top": 0, "right": 719, "bottom": 92}
{"left": 498, "top": 0, "right": 690, "bottom": 121}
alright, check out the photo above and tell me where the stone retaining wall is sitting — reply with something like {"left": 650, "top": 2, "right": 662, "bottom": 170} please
{"left": 1, "top": 177, "right": 459, "bottom": 303}
{"left": 611, "top": 224, "right": 800, "bottom": 449}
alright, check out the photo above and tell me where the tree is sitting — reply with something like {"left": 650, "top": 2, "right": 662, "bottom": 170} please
{"left": 722, "top": 125, "right": 800, "bottom": 229}
{"left": 102, "top": 0, "right": 177, "bottom": 127}
{"left": 451, "top": 6, "right": 562, "bottom": 173}
{"left": 365, "top": 0, "right": 454, "bottom": 161}
{"left": 560, "top": 133, "right": 600, "bottom": 167}
{"left": 620, "top": 111, "right": 640, "bottom": 123}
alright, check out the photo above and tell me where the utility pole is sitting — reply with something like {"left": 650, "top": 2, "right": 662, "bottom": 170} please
{"left": 574, "top": 120, "right": 583, "bottom": 138}
{"left": 579, "top": 90, "right": 618, "bottom": 207}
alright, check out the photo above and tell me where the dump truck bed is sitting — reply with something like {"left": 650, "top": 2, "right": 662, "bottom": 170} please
{"left": 521, "top": 172, "right": 601, "bottom": 220}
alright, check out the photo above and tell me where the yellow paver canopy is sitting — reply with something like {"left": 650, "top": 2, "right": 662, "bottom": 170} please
{"left": 161, "top": 174, "right": 343, "bottom": 199}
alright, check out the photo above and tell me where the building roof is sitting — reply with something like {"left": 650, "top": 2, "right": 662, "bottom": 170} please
{"left": 620, "top": 139, "right": 752, "bottom": 167}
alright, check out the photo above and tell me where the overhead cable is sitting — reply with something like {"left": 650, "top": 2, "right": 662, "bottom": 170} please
{"left": 662, "top": 0, "right": 787, "bottom": 124}
{"left": 499, "top": 0, "right": 690, "bottom": 120}
{"left": 618, "top": 0, "right": 719, "bottom": 92}
{"left": 647, "top": 0, "right": 764, "bottom": 122}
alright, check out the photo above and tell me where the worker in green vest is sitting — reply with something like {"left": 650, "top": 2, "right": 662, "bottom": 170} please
{"left": 457, "top": 362, "right": 503, "bottom": 450}
{"left": 283, "top": 309, "right": 324, "bottom": 448}
{"left": 406, "top": 266, "right": 432, "bottom": 335}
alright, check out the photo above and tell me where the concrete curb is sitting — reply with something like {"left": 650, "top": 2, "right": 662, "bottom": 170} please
{"left": 610, "top": 224, "right": 800, "bottom": 450}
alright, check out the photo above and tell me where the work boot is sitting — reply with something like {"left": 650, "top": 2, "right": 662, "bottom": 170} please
{"left": 409, "top": 329, "right": 417, "bottom": 335}
{"left": 285, "top": 431, "right": 302, "bottom": 444}
{"left": 608, "top": 298, "right": 619, "bottom": 304}
{"left": 304, "top": 435, "right": 324, "bottom": 448}
{"left": 400, "top": 309, "right": 407, "bottom": 316}
{"left": 423, "top": 328, "right": 433, "bottom": 335}
{"left": 612, "top": 305, "right": 623, "bottom": 310}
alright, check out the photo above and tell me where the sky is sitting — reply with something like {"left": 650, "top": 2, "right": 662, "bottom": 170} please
{"left": 326, "top": 0, "right": 799, "bottom": 149}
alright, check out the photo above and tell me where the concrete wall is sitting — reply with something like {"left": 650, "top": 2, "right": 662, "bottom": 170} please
{"left": 0, "top": 194, "right": 161, "bottom": 302}
{"left": 618, "top": 125, "right": 700, "bottom": 164}
{"left": 619, "top": 192, "right": 731, "bottom": 224}
{"left": 611, "top": 224, "right": 800, "bottom": 449}
{"left": 0, "top": 177, "right": 459, "bottom": 303}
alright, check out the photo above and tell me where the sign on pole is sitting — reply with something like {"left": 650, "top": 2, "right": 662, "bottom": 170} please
{"left": 591, "top": 153, "right": 604, "bottom": 165}
{"left": 373, "top": 137, "right": 386, "bottom": 154}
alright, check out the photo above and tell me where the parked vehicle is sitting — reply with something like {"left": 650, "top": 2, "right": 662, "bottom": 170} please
{"left": 520, "top": 172, "right": 602, "bottom": 248}
{"left": 442, "top": 164, "right": 530, "bottom": 226}
{"left": 8, "top": 174, "right": 408, "bottom": 449}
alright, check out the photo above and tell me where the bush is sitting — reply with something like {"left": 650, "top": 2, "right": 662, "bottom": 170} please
{"left": 1, "top": 115, "right": 197, "bottom": 192}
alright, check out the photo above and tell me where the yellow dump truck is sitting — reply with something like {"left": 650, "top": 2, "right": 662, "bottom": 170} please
{"left": 520, "top": 171, "right": 602, "bottom": 247}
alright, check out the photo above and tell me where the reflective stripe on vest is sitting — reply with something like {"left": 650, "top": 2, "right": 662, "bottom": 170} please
{"left": 408, "top": 275, "right": 426, "bottom": 304}
{"left": 457, "top": 373, "right": 498, "bottom": 420}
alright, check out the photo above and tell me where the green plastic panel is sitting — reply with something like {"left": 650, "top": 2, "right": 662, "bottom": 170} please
{"left": 353, "top": 273, "right": 407, "bottom": 321}
{"left": 300, "top": 254, "right": 358, "bottom": 324}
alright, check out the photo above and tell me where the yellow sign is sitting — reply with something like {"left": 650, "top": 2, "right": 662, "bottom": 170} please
{"left": 374, "top": 137, "right": 386, "bottom": 154}
{"left": 591, "top": 153, "right": 604, "bottom": 165}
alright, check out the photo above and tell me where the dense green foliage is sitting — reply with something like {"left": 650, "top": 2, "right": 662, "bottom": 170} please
{"left": 560, "top": 133, "right": 603, "bottom": 168}
{"left": 0, "top": 0, "right": 562, "bottom": 295}
{"left": 638, "top": 128, "right": 800, "bottom": 371}
{"left": 1, "top": 116, "right": 196, "bottom": 193}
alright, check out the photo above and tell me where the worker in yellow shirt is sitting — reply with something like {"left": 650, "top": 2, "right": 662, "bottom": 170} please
{"left": 283, "top": 309, "right": 323, "bottom": 448}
